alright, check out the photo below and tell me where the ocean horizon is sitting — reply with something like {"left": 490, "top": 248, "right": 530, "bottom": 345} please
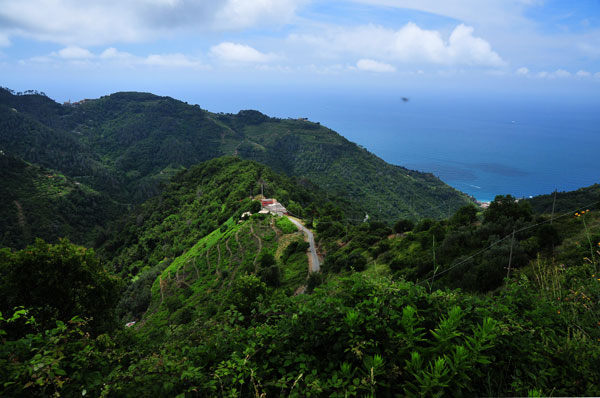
{"left": 192, "top": 88, "right": 600, "bottom": 202}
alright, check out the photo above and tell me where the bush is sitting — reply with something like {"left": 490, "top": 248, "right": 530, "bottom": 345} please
{"left": 276, "top": 216, "right": 299, "bottom": 234}
{"left": 394, "top": 219, "right": 415, "bottom": 233}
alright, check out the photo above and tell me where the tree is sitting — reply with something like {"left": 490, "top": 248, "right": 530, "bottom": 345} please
{"left": 484, "top": 195, "right": 532, "bottom": 225}
{"left": 226, "top": 274, "right": 266, "bottom": 316}
{"left": 450, "top": 204, "right": 478, "bottom": 227}
{"left": 394, "top": 219, "right": 415, "bottom": 234}
{"left": 0, "top": 239, "right": 121, "bottom": 335}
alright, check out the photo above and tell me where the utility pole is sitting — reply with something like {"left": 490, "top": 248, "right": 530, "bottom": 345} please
{"left": 430, "top": 235, "right": 437, "bottom": 293}
{"left": 506, "top": 229, "right": 516, "bottom": 279}
{"left": 432, "top": 235, "right": 436, "bottom": 271}
{"left": 550, "top": 189, "right": 557, "bottom": 224}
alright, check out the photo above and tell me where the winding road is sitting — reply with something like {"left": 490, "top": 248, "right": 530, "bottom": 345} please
{"left": 288, "top": 217, "right": 320, "bottom": 272}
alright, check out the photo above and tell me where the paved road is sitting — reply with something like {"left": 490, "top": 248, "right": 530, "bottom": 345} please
{"left": 288, "top": 217, "right": 320, "bottom": 272}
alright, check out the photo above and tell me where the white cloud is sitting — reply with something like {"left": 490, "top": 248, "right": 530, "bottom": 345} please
{"left": 516, "top": 66, "right": 529, "bottom": 75}
{"left": 576, "top": 70, "right": 591, "bottom": 77}
{"left": 210, "top": 42, "right": 277, "bottom": 63}
{"left": 55, "top": 46, "right": 94, "bottom": 59}
{"left": 356, "top": 58, "right": 396, "bottom": 72}
{"left": 553, "top": 69, "right": 571, "bottom": 78}
{"left": 536, "top": 69, "right": 573, "bottom": 79}
{"left": 291, "top": 23, "right": 505, "bottom": 67}
{"left": 214, "top": 0, "right": 304, "bottom": 30}
{"left": 143, "top": 53, "right": 205, "bottom": 68}
{"left": 100, "top": 47, "right": 134, "bottom": 60}
{"left": 20, "top": 46, "right": 207, "bottom": 70}
{"left": 0, "top": 0, "right": 306, "bottom": 46}
{"left": 446, "top": 24, "right": 504, "bottom": 66}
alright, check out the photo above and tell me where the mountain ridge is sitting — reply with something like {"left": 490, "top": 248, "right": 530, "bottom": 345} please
{"left": 0, "top": 87, "right": 472, "bottom": 223}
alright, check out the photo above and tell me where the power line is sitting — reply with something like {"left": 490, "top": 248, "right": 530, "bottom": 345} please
{"left": 416, "top": 198, "right": 600, "bottom": 286}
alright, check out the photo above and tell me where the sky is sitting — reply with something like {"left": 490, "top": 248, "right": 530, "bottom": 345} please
{"left": 1, "top": 0, "right": 599, "bottom": 105}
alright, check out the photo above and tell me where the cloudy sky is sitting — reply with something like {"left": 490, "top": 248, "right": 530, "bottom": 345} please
{"left": 1, "top": 0, "right": 599, "bottom": 104}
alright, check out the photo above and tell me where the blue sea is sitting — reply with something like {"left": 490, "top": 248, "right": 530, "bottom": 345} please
{"left": 193, "top": 88, "right": 600, "bottom": 202}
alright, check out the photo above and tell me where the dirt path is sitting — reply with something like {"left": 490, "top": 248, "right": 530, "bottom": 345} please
{"left": 250, "top": 224, "right": 263, "bottom": 273}
{"left": 13, "top": 201, "right": 26, "bottom": 229}
{"left": 225, "top": 237, "right": 233, "bottom": 261}
{"left": 235, "top": 229, "right": 245, "bottom": 258}
{"left": 13, "top": 201, "right": 30, "bottom": 239}
{"left": 175, "top": 266, "right": 191, "bottom": 288}
{"left": 188, "top": 258, "right": 200, "bottom": 280}
{"left": 227, "top": 230, "right": 246, "bottom": 286}
{"left": 216, "top": 243, "right": 222, "bottom": 275}
{"left": 270, "top": 218, "right": 282, "bottom": 240}
{"left": 206, "top": 246, "right": 212, "bottom": 272}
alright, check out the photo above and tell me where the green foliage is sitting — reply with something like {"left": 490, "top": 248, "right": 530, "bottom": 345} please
{"left": 4, "top": 86, "right": 600, "bottom": 398}
{"left": 449, "top": 204, "right": 478, "bottom": 227}
{"left": 484, "top": 194, "right": 533, "bottom": 225}
{"left": 276, "top": 216, "right": 298, "bottom": 234}
{"left": 226, "top": 274, "right": 266, "bottom": 316}
{"left": 1, "top": 255, "right": 599, "bottom": 397}
{"left": 0, "top": 153, "right": 123, "bottom": 249}
{"left": 0, "top": 239, "right": 121, "bottom": 335}
{"left": 394, "top": 218, "right": 415, "bottom": 233}
{"left": 1, "top": 87, "right": 472, "bottom": 224}
{"left": 527, "top": 183, "right": 600, "bottom": 214}
{"left": 100, "top": 157, "right": 316, "bottom": 280}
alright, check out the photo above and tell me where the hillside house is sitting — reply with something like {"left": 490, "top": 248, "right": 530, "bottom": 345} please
{"left": 261, "top": 198, "right": 288, "bottom": 216}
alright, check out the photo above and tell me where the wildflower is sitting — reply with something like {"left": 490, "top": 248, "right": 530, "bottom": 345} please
{"left": 557, "top": 310, "right": 561, "bottom": 314}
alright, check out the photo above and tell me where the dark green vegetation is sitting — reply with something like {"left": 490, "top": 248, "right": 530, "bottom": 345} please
{"left": 527, "top": 183, "right": 600, "bottom": 214}
{"left": 0, "top": 152, "right": 123, "bottom": 248}
{"left": 106, "top": 157, "right": 320, "bottom": 322}
{"left": 319, "top": 195, "right": 562, "bottom": 292}
{"left": 99, "top": 156, "right": 317, "bottom": 276}
{"left": 2, "top": 166, "right": 600, "bottom": 396}
{"left": 1, "top": 88, "right": 599, "bottom": 396}
{"left": 0, "top": 239, "right": 120, "bottom": 335}
{"left": 0, "top": 88, "right": 471, "bottom": 250}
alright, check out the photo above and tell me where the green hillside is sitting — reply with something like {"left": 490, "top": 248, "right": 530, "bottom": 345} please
{"left": 527, "top": 183, "right": 600, "bottom": 214}
{"left": 100, "top": 156, "right": 332, "bottom": 325}
{"left": 4, "top": 87, "right": 599, "bottom": 397}
{"left": 0, "top": 88, "right": 471, "bottom": 221}
{"left": 99, "top": 157, "right": 322, "bottom": 277}
{"left": 2, "top": 155, "right": 600, "bottom": 397}
{"left": 0, "top": 152, "right": 123, "bottom": 249}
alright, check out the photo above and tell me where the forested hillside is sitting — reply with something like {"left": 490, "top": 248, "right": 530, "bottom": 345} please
{"left": 0, "top": 152, "right": 123, "bottom": 249}
{"left": 1, "top": 88, "right": 599, "bottom": 397}
{"left": 0, "top": 88, "right": 471, "bottom": 224}
{"left": 1, "top": 153, "right": 600, "bottom": 396}
{"left": 527, "top": 183, "right": 600, "bottom": 214}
